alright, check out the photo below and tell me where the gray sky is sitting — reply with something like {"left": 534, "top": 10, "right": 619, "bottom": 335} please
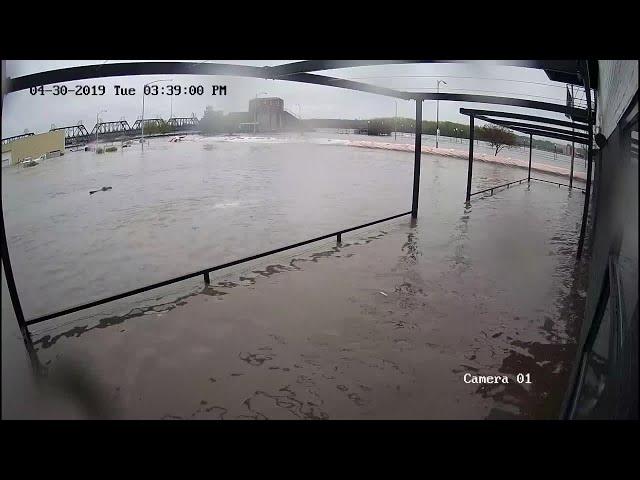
{"left": 2, "top": 60, "right": 573, "bottom": 139}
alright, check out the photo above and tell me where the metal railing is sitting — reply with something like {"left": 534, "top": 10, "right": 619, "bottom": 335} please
{"left": 25, "top": 211, "right": 412, "bottom": 327}
{"left": 469, "top": 177, "right": 529, "bottom": 197}
{"left": 469, "top": 176, "right": 586, "bottom": 199}
{"left": 531, "top": 177, "right": 586, "bottom": 192}
{"left": 2, "top": 132, "right": 34, "bottom": 145}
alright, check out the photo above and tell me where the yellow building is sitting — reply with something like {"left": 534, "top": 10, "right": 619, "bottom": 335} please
{"left": 2, "top": 130, "right": 65, "bottom": 166}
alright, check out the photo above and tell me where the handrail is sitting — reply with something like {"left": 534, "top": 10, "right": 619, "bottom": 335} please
{"left": 469, "top": 176, "right": 587, "bottom": 199}
{"left": 2, "top": 132, "right": 34, "bottom": 145}
{"left": 531, "top": 177, "right": 586, "bottom": 192}
{"left": 469, "top": 177, "right": 528, "bottom": 197}
{"left": 25, "top": 211, "right": 412, "bottom": 327}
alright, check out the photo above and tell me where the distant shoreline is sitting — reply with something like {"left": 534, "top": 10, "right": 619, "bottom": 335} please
{"left": 321, "top": 138, "right": 587, "bottom": 183}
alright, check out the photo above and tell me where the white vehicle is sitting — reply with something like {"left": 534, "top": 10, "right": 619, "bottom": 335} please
{"left": 21, "top": 156, "right": 39, "bottom": 168}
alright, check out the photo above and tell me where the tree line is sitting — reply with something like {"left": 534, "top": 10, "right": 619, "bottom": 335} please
{"left": 196, "top": 107, "right": 580, "bottom": 157}
{"left": 337, "top": 117, "right": 580, "bottom": 156}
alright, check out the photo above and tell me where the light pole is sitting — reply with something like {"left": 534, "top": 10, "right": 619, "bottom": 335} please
{"left": 436, "top": 80, "right": 447, "bottom": 148}
{"left": 253, "top": 91, "right": 268, "bottom": 134}
{"left": 141, "top": 79, "right": 172, "bottom": 151}
{"left": 394, "top": 100, "right": 398, "bottom": 141}
{"left": 96, "top": 109, "right": 107, "bottom": 151}
{"left": 168, "top": 80, "right": 177, "bottom": 121}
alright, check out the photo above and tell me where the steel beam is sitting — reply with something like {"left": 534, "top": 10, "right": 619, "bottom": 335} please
{"left": 411, "top": 100, "right": 423, "bottom": 218}
{"left": 90, "top": 121, "right": 131, "bottom": 135}
{"left": 577, "top": 61, "right": 594, "bottom": 259}
{"left": 474, "top": 116, "right": 589, "bottom": 139}
{"left": 267, "top": 60, "right": 440, "bottom": 77}
{"left": 421, "top": 93, "right": 588, "bottom": 120}
{"left": 503, "top": 125, "right": 589, "bottom": 145}
{"left": 5, "top": 62, "right": 590, "bottom": 119}
{"left": 570, "top": 140, "right": 575, "bottom": 190}
{"left": 528, "top": 134, "right": 533, "bottom": 182}
{"left": 6, "top": 62, "right": 270, "bottom": 93}
{"left": 472, "top": 115, "right": 590, "bottom": 145}
{"left": 276, "top": 72, "right": 412, "bottom": 100}
{"left": 460, "top": 108, "right": 590, "bottom": 130}
{"left": 131, "top": 119, "right": 162, "bottom": 130}
{"left": 466, "top": 115, "right": 475, "bottom": 203}
{"left": 265, "top": 60, "right": 581, "bottom": 78}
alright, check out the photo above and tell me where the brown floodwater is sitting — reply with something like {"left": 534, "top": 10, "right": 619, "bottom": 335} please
{"left": 1, "top": 134, "right": 588, "bottom": 419}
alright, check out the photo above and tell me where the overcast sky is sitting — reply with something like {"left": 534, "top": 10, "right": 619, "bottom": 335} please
{"left": 2, "top": 60, "right": 574, "bottom": 139}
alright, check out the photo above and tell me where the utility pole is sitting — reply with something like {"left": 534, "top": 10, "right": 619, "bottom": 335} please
{"left": 394, "top": 100, "right": 398, "bottom": 141}
{"left": 96, "top": 109, "right": 107, "bottom": 151}
{"left": 141, "top": 95, "right": 145, "bottom": 149}
{"left": 142, "top": 79, "right": 171, "bottom": 151}
{"left": 436, "top": 80, "right": 447, "bottom": 148}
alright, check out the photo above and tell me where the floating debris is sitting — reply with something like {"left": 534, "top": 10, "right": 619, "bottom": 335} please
{"left": 89, "top": 186, "right": 112, "bottom": 195}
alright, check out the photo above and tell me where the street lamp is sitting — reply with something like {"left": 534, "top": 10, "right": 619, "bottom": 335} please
{"left": 253, "top": 91, "right": 268, "bottom": 134}
{"left": 141, "top": 79, "right": 172, "bottom": 151}
{"left": 436, "top": 80, "right": 447, "bottom": 148}
{"left": 394, "top": 100, "right": 398, "bottom": 141}
{"left": 167, "top": 80, "right": 179, "bottom": 121}
{"left": 96, "top": 109, "right": 107, "bottom": 151}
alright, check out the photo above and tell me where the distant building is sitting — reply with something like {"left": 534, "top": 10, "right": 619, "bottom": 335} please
{"left": 201, "top": 98, "right": 302, "bottom": 134}
{"left": 248, "top": 97, "right": 285, "bottom": 132}
{"left": 2, "top": 130, "right": 65, "bottom": 166}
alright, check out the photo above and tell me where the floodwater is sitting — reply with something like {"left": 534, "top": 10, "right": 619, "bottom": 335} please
{"left": 1, "top": 132, "right": 588, "bottom": 419}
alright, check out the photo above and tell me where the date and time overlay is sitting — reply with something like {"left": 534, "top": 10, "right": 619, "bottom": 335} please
{"left": 30, "top": 84, "right": 227, "bottom": 96}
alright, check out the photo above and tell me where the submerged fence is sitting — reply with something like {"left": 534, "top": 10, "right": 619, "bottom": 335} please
{"left": 24, "top": 211, "right": 413, "bottom": 327}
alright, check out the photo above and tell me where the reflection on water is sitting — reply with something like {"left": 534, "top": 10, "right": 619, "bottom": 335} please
{"left": 450, "top": 205, "right": 472, "bottom": 272}
{"left": 399, "top": 227, "right": 421, "bottom": 267}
